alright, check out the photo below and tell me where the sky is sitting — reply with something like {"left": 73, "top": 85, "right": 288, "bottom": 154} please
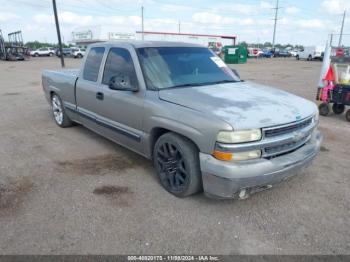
{"left": 1, "top": 0, "right": 350, "bottom": 46}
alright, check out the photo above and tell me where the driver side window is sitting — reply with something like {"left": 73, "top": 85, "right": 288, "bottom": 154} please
{"left": 102, "top": 48, "right": 138, "bottom": 87}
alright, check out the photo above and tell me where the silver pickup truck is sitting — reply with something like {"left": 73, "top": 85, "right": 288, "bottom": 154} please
{"left": 42, "top": 41, "right": 322, "bottom": 199}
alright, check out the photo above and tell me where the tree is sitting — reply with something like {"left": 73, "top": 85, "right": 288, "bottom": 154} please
{"left": 24, "top": 41, "right": 71, "bottom": 49}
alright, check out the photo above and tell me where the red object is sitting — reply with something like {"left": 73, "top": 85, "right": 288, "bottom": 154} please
{"left": 323, "top": 65, "right": 335, "bottom": 81}
{"left": 336, "top": 48, "right": 344, "bottom": 57}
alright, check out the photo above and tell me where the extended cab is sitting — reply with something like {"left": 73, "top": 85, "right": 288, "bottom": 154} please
{"left": 42, "top": 41, "right": 322, "bottom": 199}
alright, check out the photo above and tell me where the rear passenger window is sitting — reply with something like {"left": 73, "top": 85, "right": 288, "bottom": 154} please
{"left": 83, "top": 47, "right": 105, "bottom": 82}
{"left": 102, "top": 48, "right": 138, "bottom": 86}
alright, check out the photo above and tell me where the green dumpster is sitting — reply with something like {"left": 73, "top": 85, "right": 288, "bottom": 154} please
{"left": 223, "top": 45, "right": 247, "bottom": 64}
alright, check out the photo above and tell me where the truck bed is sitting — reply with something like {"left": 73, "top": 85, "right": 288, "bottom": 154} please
{"left": 42, "top": 68, "right": 79, "bottom": 108}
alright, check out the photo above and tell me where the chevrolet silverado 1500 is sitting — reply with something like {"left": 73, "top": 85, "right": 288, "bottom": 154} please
{"left": 42, "top": 41, "right": 322, "bottom": 199}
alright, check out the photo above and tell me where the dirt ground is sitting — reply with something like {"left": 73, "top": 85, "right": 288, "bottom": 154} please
{"left": 0, "top": 57, "right": 349, "bottom": 255}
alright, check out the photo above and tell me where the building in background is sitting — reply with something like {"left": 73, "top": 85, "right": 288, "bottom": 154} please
{"left": 71, "top": 26, "right": 236, "bottom": 47}
{"left": 71, "top": 26, "right": 136, "bottom": 46}
{"left": 135, "top": 31, "right": 236, "bottom": 47}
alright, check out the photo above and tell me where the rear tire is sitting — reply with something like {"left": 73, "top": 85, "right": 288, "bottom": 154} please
{"left": 319, "top": 103, "right": 330, "bottom": 116}
{"left": 51, "top": 94, "right": 73, "bottom": 128}
{"left": 153, "top": 132, "right": 202, "bottom": 197}
{"left": 332, "top": 103, "right": 345, "bottom": 115}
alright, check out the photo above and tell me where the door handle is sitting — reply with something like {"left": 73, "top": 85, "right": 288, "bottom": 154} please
{"left": 96, "top": 92, "right": 104, "bottom": 100}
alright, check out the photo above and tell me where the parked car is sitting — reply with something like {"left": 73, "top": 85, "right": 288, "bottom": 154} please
{"left": 261, "top": 49, "right": 274, "bottom": 58}
{"left": 289, "top": 50, "right": 298, "bottom": 57}
{"left": 42, "top": 41, "right": 322, "bottom": 199}
{"left": 297, "top": 46, "right": 324, "bottom": 61}
{"left": 274, "top": 49, "right": 291, "bottom": 58}
{"left": 56, "top": 48, "right": 73, "bottom": 57}
{"left": 30, "top": 47, "right": 55, "bottom": 57}
{"left": 71, "top": 48, "right": 86, "bottom": 58}
{"left": 248, "top": 48, "right": 262, "bottom": 58}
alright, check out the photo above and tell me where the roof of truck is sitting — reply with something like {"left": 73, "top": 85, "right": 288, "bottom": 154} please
{"left": 89, "top": 40, "right": 204, "bottom": 49}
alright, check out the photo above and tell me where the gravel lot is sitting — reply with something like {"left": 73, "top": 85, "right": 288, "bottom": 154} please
{"left": 0, "top": 57, "right": 349, "bottom": 255}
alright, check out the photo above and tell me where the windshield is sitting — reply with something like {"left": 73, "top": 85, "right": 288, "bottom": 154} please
{"left": 137, "top": 47, "right": 240, "bottom": 90}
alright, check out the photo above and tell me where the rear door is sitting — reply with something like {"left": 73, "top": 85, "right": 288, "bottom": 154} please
{"left": 75, "top": 46, "right": 105, "bottom": 129}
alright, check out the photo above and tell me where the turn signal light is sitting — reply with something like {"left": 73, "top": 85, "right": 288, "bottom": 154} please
{"left": 213, "top": 150, "right": 233, "bottom": 161}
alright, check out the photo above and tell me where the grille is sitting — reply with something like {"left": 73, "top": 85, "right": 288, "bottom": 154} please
{"left": 264, "top": 118, "right": 312, "bottom": 138}
{"left": 264, "top": 135, "right": 310, "bottom": 156}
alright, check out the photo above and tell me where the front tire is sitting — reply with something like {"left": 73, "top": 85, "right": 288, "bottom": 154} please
{"left": 51, "top": 94, "right": 72, "bottom": 127}
{"left": 153, "top": 133, "right": 202, "bottom": 197}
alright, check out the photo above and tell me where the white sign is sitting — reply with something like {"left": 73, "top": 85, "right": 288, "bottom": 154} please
{"left": 228, "top": 48, "right": 237, "bottom": 55}
{"left": 109, "top": 32, "right": 135, "bottom": 40}
{"left": 72, "top": 30, "right": 93, "bottom": 41}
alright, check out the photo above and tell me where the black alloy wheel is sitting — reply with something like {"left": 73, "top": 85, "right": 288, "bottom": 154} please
{"left": 153, "top": 133, "right": 202, "bottom": 197}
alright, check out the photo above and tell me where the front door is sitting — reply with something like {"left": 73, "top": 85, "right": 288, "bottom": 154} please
{"left": 95, "top": 47, "right": 145, "bottom": 153}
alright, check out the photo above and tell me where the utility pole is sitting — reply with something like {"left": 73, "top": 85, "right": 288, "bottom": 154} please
{"left": 178, "top": 21, "right": 181, "bottom": 34}
{"left": 141, "top": 6, "right": 144, "bottom": 40}
{"left": 52, "top": 0, "right": 64, "bottom": 68}
{"left": 272, "top": 0, "right": 280, "bottom": 50}
{"left": 338, "top": 10, "right": 346, "bottom": 47}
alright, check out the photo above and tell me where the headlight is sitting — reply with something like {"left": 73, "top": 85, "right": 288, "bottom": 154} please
{"left": 217, "top": 129, "right": 262, "bottom": 144}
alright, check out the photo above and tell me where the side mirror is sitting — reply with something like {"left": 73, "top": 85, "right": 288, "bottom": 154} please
{"left": 109, "top": 75, "right": 138, "bottom": 92}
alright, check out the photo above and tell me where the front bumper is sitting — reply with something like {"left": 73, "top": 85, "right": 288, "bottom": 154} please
{"left": 200, "top": 130, "right": 323, "bottom": 199}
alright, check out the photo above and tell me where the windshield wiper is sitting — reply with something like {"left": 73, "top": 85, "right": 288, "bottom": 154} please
{"left": 208, "top": 80, "right": 239, "bottom": 84}
{"left": 163, "top": 80, "right": 239, "bottom": 90}
{"left": 164, "top": 82, "right": 209, "bottom": 89}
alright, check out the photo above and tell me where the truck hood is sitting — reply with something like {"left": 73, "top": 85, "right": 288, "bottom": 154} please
{"left": 158, "top": 81, "right": 317, "bottom": 129}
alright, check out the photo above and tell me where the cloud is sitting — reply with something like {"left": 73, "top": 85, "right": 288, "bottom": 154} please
{"left": 160, "top": 4, "right": 193, "bottom": 13}
{"left": 33, "top": 14, "right": 53, "bottom": 24}
{"left": 285, "top": 6, "right": 300, "bottom": 14}
{"left": 296, "top": 19, "right": 325, "bottom": 29}
{"left": 214, "top": 3, "right": 259, "bottom": 15}
{"left": 192, "top": 12, "right": 255, "bottom": 26}
{"left": 321, "top": 0, "right": 349, "bottom": 15}
{"left": 260, "top": 1, "right": 274, "bottom": 9}
{"left": 0, "top": 12, "right": 20, "bottom": 22}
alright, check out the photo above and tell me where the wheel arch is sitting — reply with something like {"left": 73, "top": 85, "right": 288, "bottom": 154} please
{"left": 149, "top": 127, "right": 200, "bottom": 160}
